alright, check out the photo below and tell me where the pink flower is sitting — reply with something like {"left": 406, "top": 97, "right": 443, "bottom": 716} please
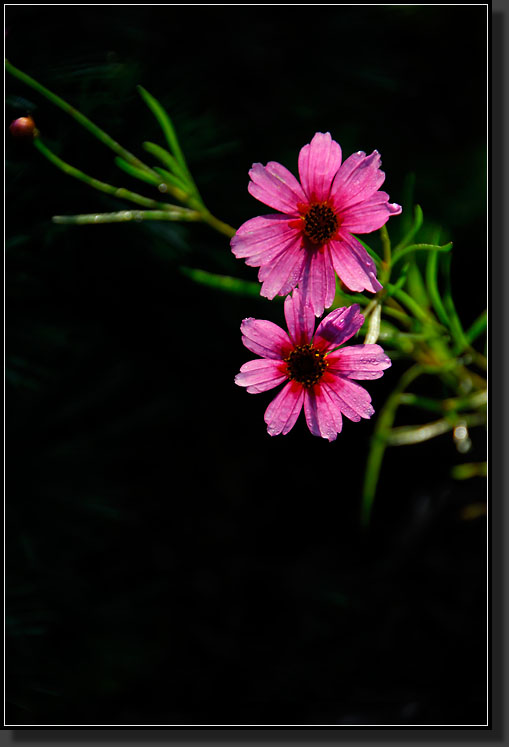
{"left": 235, "top": 289, "right": 391, "bottom": 441}
{"left": 231, "top": 132, "right": 402, "bottom": 317}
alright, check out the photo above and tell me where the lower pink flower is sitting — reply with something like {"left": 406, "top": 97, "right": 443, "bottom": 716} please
{"left": 235, "top": 289, "right": 391, "bottom": 441}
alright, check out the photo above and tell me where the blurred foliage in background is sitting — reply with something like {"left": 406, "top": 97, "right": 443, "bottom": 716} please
{"left": 6, "top": 5, "right": 487, "bottom": 725}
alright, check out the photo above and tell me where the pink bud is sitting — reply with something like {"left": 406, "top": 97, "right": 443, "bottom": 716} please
{"left": 9, "top": 116, "right": 38, "bottom": 140}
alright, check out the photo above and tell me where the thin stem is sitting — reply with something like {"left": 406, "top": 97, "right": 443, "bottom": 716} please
{"left": 53, "top": 209, "right": 202, "bottom": 225}
{"left": 200, "top": 210, "right": 237, "bottom": 239}
{"left": 379, "top": 224, "right": 392, "bottom": 285}
{"left": 361, "top": 363, "right": 430, "bottom": 526}
{"left": 6, "top": 59, "right": 155, "bottom": 176}
{"left": 33, "top": 138, "right": 178, "bottom": 211}
{"left": 386, "top": 412, "right": 486, "bottom": 446}
{"left": 392, "top": 241, "right": 453, "bottom": 267}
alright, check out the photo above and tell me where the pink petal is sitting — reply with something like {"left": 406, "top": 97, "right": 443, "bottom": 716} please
{"left": 298, "top": 245, "right": 337, "bottom": 318}
{"left": 331, "top": 150, "right": 385, "bottom": 211}
{"left": 284, "top": 287, "right": 316, "bottom": 346}
{"left": 235, "top": 359, "right": 288, "bottom": 393}
{"left": 231, "top": 214, "right": 300, "bottom": 266}
{"left": 240, "top": 318, "right": 292, "bottom": 360}
{"left": 298, "top": 132, "right": 342, "bottom": 202}
{"left": 264, "top": 380, "right": 305, "bottom": 436}
{"left": 340, "top": 191, "right": 402, "bottom": 233}
{"left": 303, "top": 384, "right": 343, "bottom": 441}
{"left": 314, "top": 304, "right": 364, "bottom": 351}
{"left": 329, "top": 233, "right": 382, "bottom": 294}
{"left": 327, "top": 344, "right": 392, "bottom": 379}
{"left": 248, "top": 161, "right": 307, "bottom": 215}
{"left": 257, "top": 240, "right": 305, "bottom": 300}
{"left": 324, "top": 372, "right": 375, "bottom": 422}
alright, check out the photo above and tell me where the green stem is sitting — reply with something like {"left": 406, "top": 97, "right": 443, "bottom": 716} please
{"left": 200, "top": 210, "right": 237, "bottom": 239}
{"left": 33, "top": 138, "right": 177, "bottom": 211}
{"left": 379, "top": 224, "right": 392, "bottom": 285}
{"left": 392, "top": 241, "right": 453, "bottom": 267}
{"left": 386, "top": 411, "right": 486, "bottom": 446}
{"left": 361, "top": 363, "right": 429, "bottom": 526}
{"left": 53, "top": 209, "right": 202, "bottom": 225}
{"left": 393, "top": 204, "right": 423, "bottom": 252}
{"left": 386, "top": 284, "right": 445, "bottom": 331}
{"left": 6, "top": 59, "right": 155, "bottom": 176}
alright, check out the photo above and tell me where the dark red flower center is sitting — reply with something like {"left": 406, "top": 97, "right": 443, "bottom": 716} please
{"left": 303, "top": 202, "right": 338, "bottom": 245}
{"left": 284, "top": 344, "right": 327, "bottom": 388}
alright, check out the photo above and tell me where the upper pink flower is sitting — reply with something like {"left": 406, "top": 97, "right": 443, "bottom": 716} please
{"left": 231, "top": 132, "right": 402, "bottom": 317}
{"left": 235, "top": 288, "right": 391, "bottom": 441}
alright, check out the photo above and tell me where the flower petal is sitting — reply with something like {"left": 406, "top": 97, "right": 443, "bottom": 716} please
{"left": 340, "top": 191, "right": 402, "bottom": 233}
{"left": 327, "top": 344, "right": 392, "bottom": 379}
{"left": 231, "top": 214, "right": 300, "bottom": 266}
{"left": 314, "top": 304, "right": 364, "bottom": 351}
{"left": 240, "top": 318, "right": 292, "bottom": 360}
{"left": 264, "top": 380, "right": 305, "bottom": 436}
{"left": 303, "top": 384, "right": 343, "bottom": 441}
{"left": 235, "top": 359, "right": 288, "bottom": 393}
{"left": 298, "top": 245, "right": 337, "bottom": 318}
{"left": 331, "top": 150, "right": 386, "bottom": 210}
{"left": 257, "top": 238, "right": 305, "bottom": 300}
{"left": 284, "top": 287, "right": 316, "bottom": 346}
{"left": 298, "top": 132, "right": 342, "bottom": 202}
{"left": 324, "top": 372, "right": 375, "bottom": 421}
{"left": 248, "top": 161, "right": 306, "bottom": 215}
{"left": 329, "top": 233, "right": 382, "bottom": 294}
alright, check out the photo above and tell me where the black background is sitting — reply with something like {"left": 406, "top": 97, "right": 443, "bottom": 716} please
{"left": 6, "top": 6, "right": 487, "bottom": 726}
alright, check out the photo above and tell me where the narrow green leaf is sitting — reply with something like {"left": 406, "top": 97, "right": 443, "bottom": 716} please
{"left": 137, "top": 86, "right": 188, "bottom": 172}
{"left": 115, "top": 156, "right": 163, "bottom": 187}
{"left": 142, "top": 141, "right": 189, "bottom": 184}
{"left": 386, "top": 283, "right": 433, "bottom": 326}
{"left": 451, "top": 462, "right": 487, "bottom": 480}
{"left": 33, "top": 137, "right": 174, "bottom": 211}
{"left": 425, "top": 250, "right": 451, "bottom": 327}
{"left": 180, "top": 266, "right": 266, "bottom": 297}
{"left": 392, "top": 240, "right": 453, "bottom": 267}
{"left": 465, "top": 310, "right": 487, "bottom": 344}
{"left": 441, "top": 253, "right": 470, "bottom": 352}
{"left": 390, "top": 261, "right": 410, "bottom": 293}
{"left": 394, "top": 204, "right": 423, "bottom": 251}
{"left": 405, "top": 257, "right": 430, "bottom": 309}
{"left": 151, "top": 166, "right": 190, "bottom": 194}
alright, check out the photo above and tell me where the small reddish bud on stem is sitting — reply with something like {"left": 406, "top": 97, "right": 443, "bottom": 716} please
{"left": 9, "top": 115, "right": 38, "bottom": 140}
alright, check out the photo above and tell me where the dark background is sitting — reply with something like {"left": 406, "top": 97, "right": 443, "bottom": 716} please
{"left": 6, "top": 6, "right": 487, "bottom": 726}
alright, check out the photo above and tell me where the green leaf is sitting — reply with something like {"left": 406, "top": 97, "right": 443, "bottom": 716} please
{"left": 465, "top": 310, "right": 487, "bottom": 344}
{"left": 391, "top": 240, "right": 453, "bottom": 267}
{"left": 425, "top": 250, "right": 451, "bottom": 327}
{"left": 394, "top": 204, "right": 423, "bottom": 252}
{"left": 137, "top": 86, "right": 188, "bottom": 173}
{"left": 114, "top": 156, "right": 163, "bottom": 187}
{"left": 142, "top": 141, "right": 189, "bottom": 185}
{"left": 451, "top": 462, "right": 487, "bottom": 480}
{"left": 441, "top": 253, "right": 469, "bottom": 352}
{"left": 151, "top": 166, "right": 190, "bottom": 194}
{"left": 180, "top": 266, "right": 266, "bottom": 297}
{"left": 405, "top": 257, "right": 430, "bottom": 309}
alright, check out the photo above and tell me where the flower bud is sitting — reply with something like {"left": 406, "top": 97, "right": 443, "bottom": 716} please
{"left": 9, "top": 116, "right": 38, "bottom": 140}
